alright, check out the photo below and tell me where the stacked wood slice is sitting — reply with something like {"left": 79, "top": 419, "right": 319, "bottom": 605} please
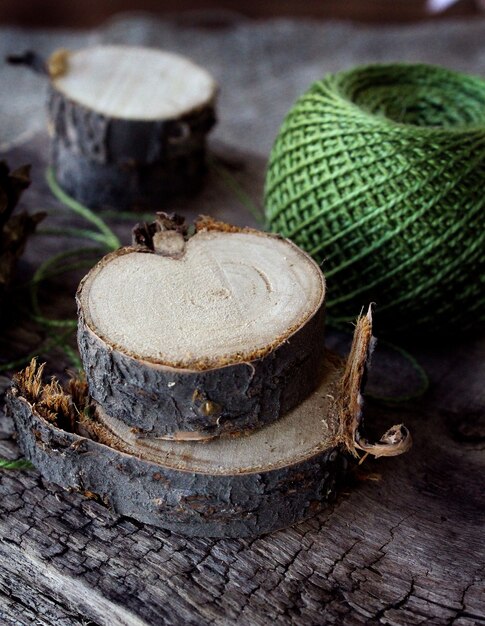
{"left": 8, "top": 46, "right": 217, "bottom": 210}
{"left": 6, "top": 215, "right": 411, "bottom": 538}
{"left": 77, "top": 214, "right": 327, "bottom": 439}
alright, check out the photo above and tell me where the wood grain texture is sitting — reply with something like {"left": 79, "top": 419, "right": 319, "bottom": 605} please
{"left": 1, "top": 388, "right": 484, "bottom": 625}
{"left": 52, "top": 46, "right": 216, "bottom": 120}
{"left": 1, "top": 132, "right": 484, "bottom": 624}
{"left": 46, "top": 45, "right": 217, "bottom": 210}
{"left": 79, "top": 231, "right": 325, "bottom": 366}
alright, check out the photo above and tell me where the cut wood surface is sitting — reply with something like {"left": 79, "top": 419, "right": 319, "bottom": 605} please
{"left": 1, "top": 16, "right": 485, "bottom": 620}
{"left": 79, "top": 229, "right": 324, "bottom": 366}
{"left": 77, "top": 223, "right": 326, "bottom": 438}
{"left": 53, "top": 45, "right": 216, "bottom": 120}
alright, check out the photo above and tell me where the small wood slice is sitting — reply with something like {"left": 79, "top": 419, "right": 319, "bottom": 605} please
{"left": 47, "top": 45, "right": 217, "bottom": 209}
{"left": 77, "top": 222, "right": 326, "bottom": 438}
{"left": 6, "top": 354, "right": 345, "bottom": 539}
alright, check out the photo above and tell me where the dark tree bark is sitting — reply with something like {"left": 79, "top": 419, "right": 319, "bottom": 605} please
{"left": 49, "top": 88, "right": 216, "bottom": 210}
{"left": 0, "top": 162, "right": 44, "bottom": 312}
{"left": 77, "top": 304, "right": 326, "bottom": 439}
{"left": 5, "top": 355, "right": 347, "bottom": 539}
{"left": 76, "top": 223, "right": 327, "bottom": 439}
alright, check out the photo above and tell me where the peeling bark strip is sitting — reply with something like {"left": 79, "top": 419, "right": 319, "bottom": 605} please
{"left": 6, "top": 355, "right": 346, "bottom": 538}
{"left": 10, "top": 45, "right": 217, "bottom": 209}
{"left": 339, "top": 306, "right": 412, "bottom": 458}
{"left": 76, "top": 217, "right": 326, "bottom": 439}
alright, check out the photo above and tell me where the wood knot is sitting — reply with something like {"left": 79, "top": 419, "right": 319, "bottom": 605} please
{"left": 152, "top": 230, "right": 186, "bottom": 257}
{"left": 132, "top": 212, "right": 188, "bottom": 255}
{"left": 48, "top": 48, "right": 70, "bottom": 79}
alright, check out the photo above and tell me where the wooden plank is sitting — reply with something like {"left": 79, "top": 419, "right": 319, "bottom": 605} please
{"left": 1, "top": 132, "right": 484, "bottom": 624}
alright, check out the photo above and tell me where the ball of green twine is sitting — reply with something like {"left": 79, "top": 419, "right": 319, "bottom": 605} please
{"left": 265, "top": 63, "right": 485, "bottom": 334}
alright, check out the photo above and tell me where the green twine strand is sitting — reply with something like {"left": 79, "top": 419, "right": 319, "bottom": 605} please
{"left": 46, "top": 167, "right": 121, "bottom": 250}
{"left": 0, "top": 171, "right": 125, "bottom": 471}
{"left": 0, "top": 458, "right": 34, "bottom": 470}
{"left": 265, "top": 63, "right": 485, "bottom": 334}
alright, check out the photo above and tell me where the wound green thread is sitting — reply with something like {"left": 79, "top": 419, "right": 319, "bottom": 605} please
{"left": 265, "top": 63, "right": 485, "bottom": 334}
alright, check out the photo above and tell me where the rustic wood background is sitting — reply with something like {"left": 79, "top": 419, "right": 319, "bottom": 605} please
{"left": 0, "top": 14, "right": 484, "bottom": 625}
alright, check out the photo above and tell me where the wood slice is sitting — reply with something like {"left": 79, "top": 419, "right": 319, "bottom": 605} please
{"left": 46, "top": 45, "right": 217, "bottom": 209}
{"left": 77, "top": 219, "right": 326, "bottom": 439}
{"left": 6, "top": 355, "right": 346, "bottom": 539}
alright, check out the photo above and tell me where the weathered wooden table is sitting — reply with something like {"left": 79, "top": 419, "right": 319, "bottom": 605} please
{"left": 1, "top": 14, "right": 484, "bottom": 625}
